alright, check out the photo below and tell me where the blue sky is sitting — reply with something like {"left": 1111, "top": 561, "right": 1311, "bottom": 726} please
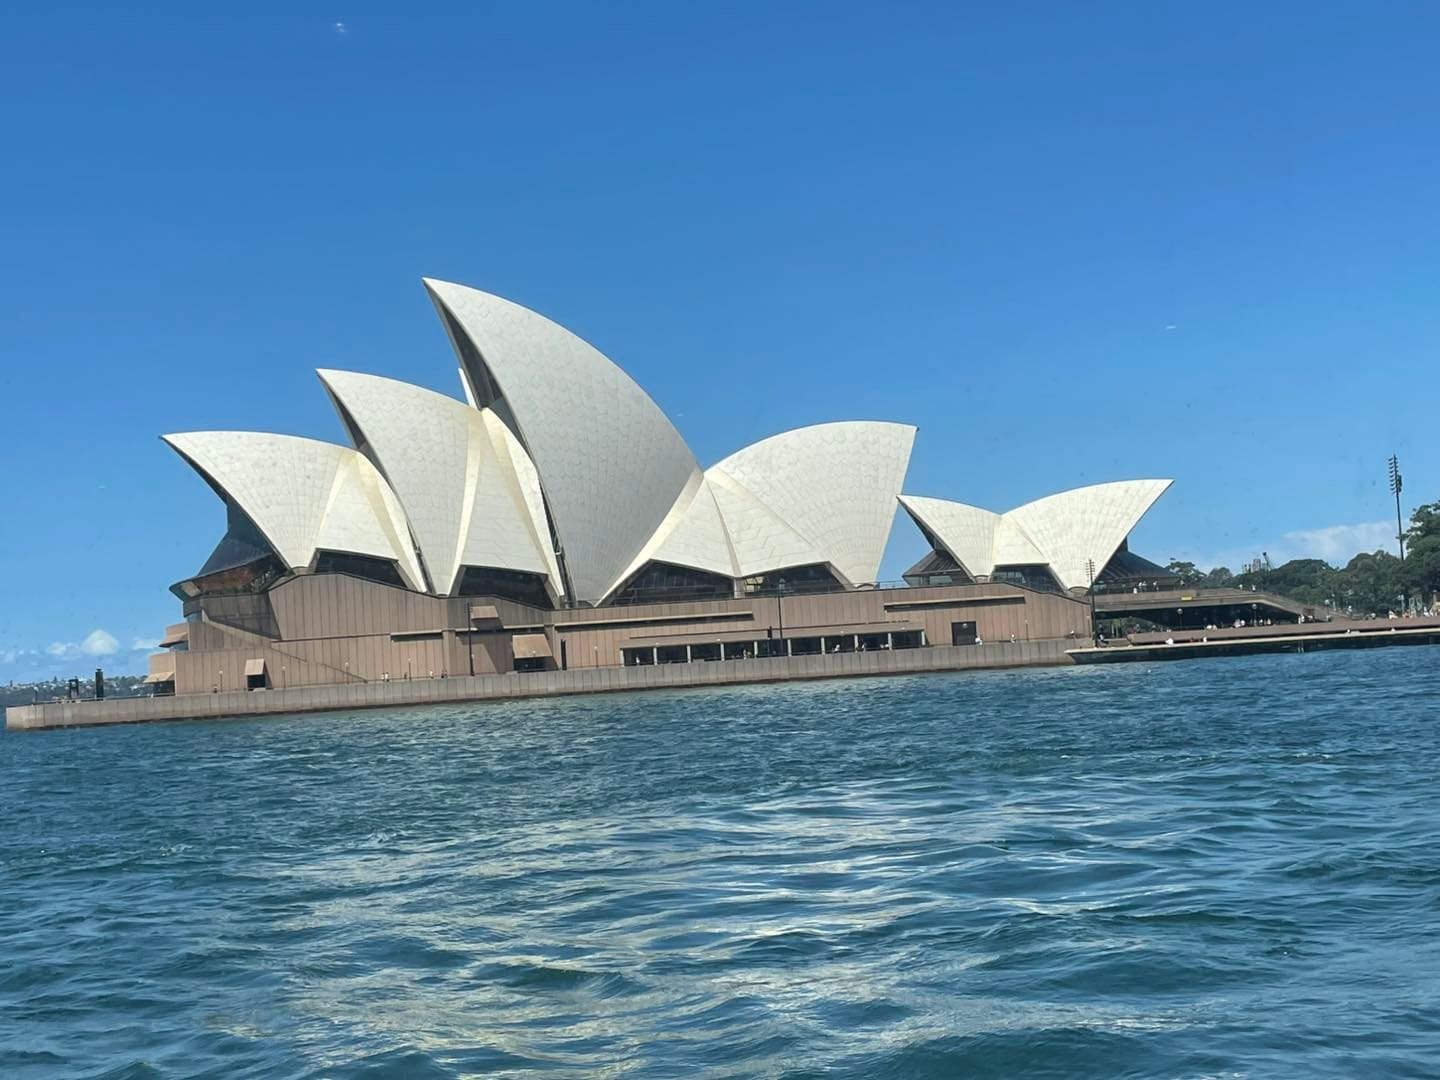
{"left": 3, "top": 3, "right": 1437, "bottom": 679}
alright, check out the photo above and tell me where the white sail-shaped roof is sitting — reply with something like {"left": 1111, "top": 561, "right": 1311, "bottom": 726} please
{"left": 167, "top": 280, "right": 928, "bottom": 608}
{"left": 1006, "top": 479, "right": 1174, "bottom": 590}
{"left": 318, "top": 369, "right": 557, "bottom": 597}
{"left": 609, "top": 421, "right": 917, "bottom": 595}
{"left": 423, "top": 279, "right": 701, "bottom": 604}
{"left": 708, "top": 422, "right": 917, "bottom": 586}
{"left": 614, "top": 472, "right": 740, "bottom": 589}
{"left": 484, "top": 410, "right": 565, "bottom": 591}
{"left": 992, "top": 517, "right": 1050, "bottom": 569}
{"left": 163, "top": 431, "right": 422, "bottom": 589}
{"left": 706, "top": 469, "right": 825, "bottom": 578}
{"left": 902, "top": 479, "right": 1173, "bottom": 591}
{"left": 896, "top": 495, "right": 1001, "bottom": 579}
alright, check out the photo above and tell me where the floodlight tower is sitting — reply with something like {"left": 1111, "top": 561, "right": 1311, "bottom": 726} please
{"left": 1389, "top": 454, "right": 1407, "bottom": 612}
{"left": 1389, "top": 455, "right": 1405, "bottom": 560}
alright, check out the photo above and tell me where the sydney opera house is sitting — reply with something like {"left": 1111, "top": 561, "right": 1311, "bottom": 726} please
{"left": 145, "top": 279, "right": 1171, "bottom": 696}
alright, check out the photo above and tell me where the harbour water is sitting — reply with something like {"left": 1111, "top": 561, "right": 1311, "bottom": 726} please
{"left": 3, "top": 649, "right": 1439, "bottom": 1078}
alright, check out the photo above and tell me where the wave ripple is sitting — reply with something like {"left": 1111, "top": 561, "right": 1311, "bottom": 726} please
{"left": 5, "top": 649, "right": 1440, "bottom": 1077}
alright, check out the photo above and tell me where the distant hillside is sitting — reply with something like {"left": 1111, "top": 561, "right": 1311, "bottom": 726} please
{"left": 2, "top": 674, "right": 150, "bottom": 710}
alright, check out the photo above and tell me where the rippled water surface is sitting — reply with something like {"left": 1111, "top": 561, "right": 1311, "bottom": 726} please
{"left": 5, "top": 649, "right": 1440, "bottom": 1078}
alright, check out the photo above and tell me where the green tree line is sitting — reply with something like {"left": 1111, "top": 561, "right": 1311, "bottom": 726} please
{"left": 1164, "top": 501, "right": 1440, "bottom": 615}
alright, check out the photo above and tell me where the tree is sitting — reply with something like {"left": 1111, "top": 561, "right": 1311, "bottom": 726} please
{"left": 1334, "top": 551, "right": 1404, "bottom": 615}
{"left": 1202, "top": 566, "right": 1236, "bottom": 588}
{"left": 1403, "top": 502, "right": 1440, "bottom": 607}
{"left": 1179, "top": 496, "right": 1434, "bottom": 614}
{"left": 1165, "top": 560, "right": 1204, "bottom": 585}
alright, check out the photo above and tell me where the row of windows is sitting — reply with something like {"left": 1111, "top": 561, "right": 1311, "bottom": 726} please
{"left": 609, "top": 562, "right": 734, "bottom": 605}
{"left": 622, "top": 630, "right": 926, "bottom": 665}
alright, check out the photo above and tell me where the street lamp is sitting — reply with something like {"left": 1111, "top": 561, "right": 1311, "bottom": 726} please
{"left": 1085, "top": 558, "right": 1097, "bottom": 642}
{"left": 775, "top": 578, "right": 788, "bottom": 657}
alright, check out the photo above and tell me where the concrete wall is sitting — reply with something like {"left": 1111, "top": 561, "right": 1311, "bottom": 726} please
{"left": 8, "top": 638, "right": 1075, "bottom": 732}
{"left": 163, "top": 574, "right": 1093, "bottom": 695}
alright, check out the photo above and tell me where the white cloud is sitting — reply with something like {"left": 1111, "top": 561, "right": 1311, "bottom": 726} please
{"left": 1281, "top": 521, "right": 1395, "bottom": 564}
{"left": 81, "top": 629, "right": 120, "bottom": 657}
{"left": 1175, "top": 519, "right": 1398, "bottom": 572}
{"left": 131, "top": 637, "right": 161, "bottom": 651}
{"left": 5, "top": 632, "right": 152, "bottom": 681}
{"left": 42, "top": 629, "right": 122, "bottom": 661}
{"left": 334, "top": 20, "right": 347, "bottom": 33}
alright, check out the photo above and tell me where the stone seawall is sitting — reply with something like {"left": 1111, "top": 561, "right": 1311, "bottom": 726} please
{"left": 6, "top": 639, "right": 1075, "bottom": 731}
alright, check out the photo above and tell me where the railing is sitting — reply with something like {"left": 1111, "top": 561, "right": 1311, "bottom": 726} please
{"left": 554, "top": 577, "right": 1077, "bottom": 609}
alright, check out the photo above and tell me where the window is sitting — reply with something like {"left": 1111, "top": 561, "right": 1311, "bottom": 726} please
{"left": 991, "top": 565, "right": 1064, "bottom": 594}
{"left": 903, "top": 549, "right": 974, "bottom": 588}
{"left": 610, "top": 562, "right": 734, "bottom": 605}
{"left": 951, "top": 621, "right": 978, "bottom": 646}
{"left": 314, "top": 551, "right": 407, "bottom": 588}
{"left": 455, "top": 566, "right": 554, "bottom": 609}
{"left": 741, "top": 564, "right": 845, "bottom": 596}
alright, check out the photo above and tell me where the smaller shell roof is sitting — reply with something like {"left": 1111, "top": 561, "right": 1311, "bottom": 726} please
{"left": 318, "top": 369, "right": 560, "bottom": 597}
{"left": 710, "top": 421, "right": 917, "bottom": 586}
{"left": 1006, "top": 479, "right": 1173, "bottom": 590}
{"left": 163, "top": 431, "right": 422, "bottom": 589}
{"left": 897, "top": 495, "right": 1002, "bottom": 580}
{"left": 605, "top": 421, "right": 918, "bottom": 597}
{"left": 901, "top": 479, "right": 1174, "bottom": 591}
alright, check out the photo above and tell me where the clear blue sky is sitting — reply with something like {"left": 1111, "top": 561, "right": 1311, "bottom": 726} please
{"left": 3, "top": 3, "right": 1437, "bottom": 679}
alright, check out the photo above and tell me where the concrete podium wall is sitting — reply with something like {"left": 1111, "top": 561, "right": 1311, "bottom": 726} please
{"left": 6, "top": 638, "right": 1075, "bottom": 732}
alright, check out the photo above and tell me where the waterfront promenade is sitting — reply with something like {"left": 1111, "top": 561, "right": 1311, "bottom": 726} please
{"left": 1070, "top": 615, "right": 1440, "bottom": 664}
{"left": 7, "top": 637, "right": 1073, "bottom": 732}
{"left": 15, "top": 613, "right": 1440, "bottom": 732}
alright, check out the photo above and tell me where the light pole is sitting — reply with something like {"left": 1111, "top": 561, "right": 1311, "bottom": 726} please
{"left": 1086, "top": 558, "right": 1097, "bottom": 642}
{"left": 1390, "top": 454, "right": 1408, "bottom": 611}
{"left": 775, "top": 579, "right": 788, "bottom": 657}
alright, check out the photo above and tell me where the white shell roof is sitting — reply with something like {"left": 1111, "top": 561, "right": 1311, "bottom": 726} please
{"left": 318, "top": 369, "right": 558, "bottom": 597}
{"left": 485, "top": 410, "right": 565, "bottom": 591}
{"left": 617, "top": 472, "right": 740, "bottom": 587}
{"left": 163, "top": 431, "right": 423, "bottom": 589}
{"left": 896, "top": 495, "right": 1001, "bottom": 579}
{"left": 992, "top": 517, "right": 1050, "bottom": 569}
{"left": 423, "top": 279, "right": 700, "bottom": 604}
{"left": 167, "top": 281, "right": 924, "bottom": 606}
{"left": 709, "top": 422, "right": 917, "bottom": 586}
{"left": 901, "top": 479, "right": 1173, "bottom": 591}
{"left": 606, "top": 421, "right": 917, "bottom": 596}
{"left": 705, "top": 469, "right": 824, "bottom": 578}
{"left": 1006, "top": 479, "right": 1174, "bottom": 590}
